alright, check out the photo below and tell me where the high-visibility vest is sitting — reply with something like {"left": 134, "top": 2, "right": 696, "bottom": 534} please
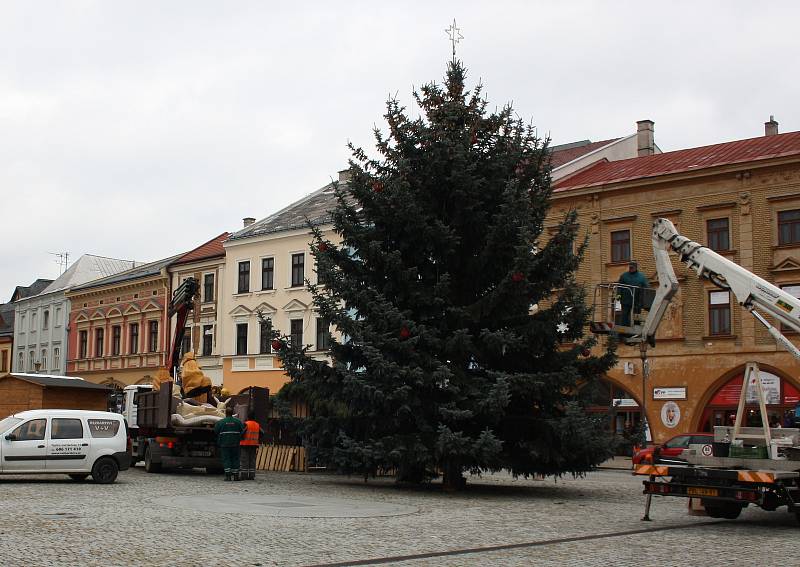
{"left": 240, "top": 420, "right": 261, "bottom": 446}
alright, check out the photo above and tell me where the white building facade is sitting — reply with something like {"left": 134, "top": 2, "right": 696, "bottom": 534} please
{"left": 12, "top": 255, "right": 135, "bottom": 375}
{"left": 220, "top": 176, "right": 342, "bottom": 394}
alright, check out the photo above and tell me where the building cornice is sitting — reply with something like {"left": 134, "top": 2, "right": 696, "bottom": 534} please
{"left": 65, "top": 274, "right": 168, "bottom": 300}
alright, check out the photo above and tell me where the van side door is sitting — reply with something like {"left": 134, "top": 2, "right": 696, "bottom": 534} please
{"left": 2, "top": 418, "right": 48, "bottom": 472}
{"left": 47, "top": 418, "right": 89, "bottom": 472}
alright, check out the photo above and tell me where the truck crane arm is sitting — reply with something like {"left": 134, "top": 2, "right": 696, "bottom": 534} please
{"left": 166, "top": 276, "right": 199, "bottom": 381}
{"left": 637, "top": 218, "right": 800, "bottom": 361}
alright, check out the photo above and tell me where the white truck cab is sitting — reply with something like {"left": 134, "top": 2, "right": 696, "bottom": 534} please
{"left": 0, "top": 409, "right": 131, "bottom": 483}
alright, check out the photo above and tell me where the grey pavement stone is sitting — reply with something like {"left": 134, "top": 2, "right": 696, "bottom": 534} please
{"left": 0, "top": 467, "right": 795, "bottom": 567}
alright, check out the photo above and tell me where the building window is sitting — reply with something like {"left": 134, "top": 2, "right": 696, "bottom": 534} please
{"left": 20, "top": 314, "right": 25, "bottom": 332}
{"left": 202, "top": 325, "right": 213, "bottom": 356}
{"left": 112, "top": 325, "right": 121, "bottom": 355}
{"left": 316, "top": 318, "right": 331, "bottom": 351}
{"left": 291, "top": 253, "right": 305, "bottom": 287}
{"left": 610, "top": 230, "right": 631, "bottom": 263}
{"left": 29, "top": 350, "right": 35, "bottom": 370}
{"left": 55, "top": 307, "right": 61, "bottom": 326}
{"left": 261, "top": 258, "right": 274, "bottom": 290}
{"left": 18, "top": 352, "right": 24, "bottom": 372}
{"left": 709, "top": 291, "right": 731, "bottom": 336}
{"left": 42, "top": 310, "right": 49, "bottom": 330}
{"left": 41, "top": 349, "right": 47, "bottom": 369}
{"left": 290, "top": 318, "right": 303, "bottom": 350}
{"left": 95, "top": 328, "right": 105, "bottom": 357}
{"left": 129, "top": 323, "right": 139, "bottom": 354}
{"left": 238, "top": 261, "right": 251, "bottom": 293}
{"left": 778, "top": 209, "right": 800, "bottom": 245}
{"left": 259, "top": 321, "right": 272, "bottom": 354}
{"left": 1, "top": 350, "right": 6, "bottom": 373}
{"left": 148, "top": 320, "right": 159, "bottom": 352}
{"left": 203, "top": 273, "right": 215, "bottom": 302}
{"left": 79, "top": 330, "right": 88, "bottom": 358}
{"left": 31, "top": 312, "right": 37, "bottom": 331}
{"left": 53, "top": 347, "right": 60, "bottom": 369}
{"left": 236, "top": 323, "right": 248, "bottom": 355}
{"left": 707, "top": 218, "right": 730, "bottom": 251}
{"left": 181, "top": 328, "right": 192, "bottom": 357}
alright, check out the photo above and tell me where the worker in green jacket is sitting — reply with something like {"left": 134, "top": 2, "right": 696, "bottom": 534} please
{"left": 617, "top": 260, "right": 649, "bottom": 327}
{"left": 214, "top": 406, "right": 246, "bottom": 481}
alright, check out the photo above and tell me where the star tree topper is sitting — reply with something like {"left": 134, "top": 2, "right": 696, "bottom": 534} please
{"left": 445, "top": 19, "right": 463, "bottom": 59}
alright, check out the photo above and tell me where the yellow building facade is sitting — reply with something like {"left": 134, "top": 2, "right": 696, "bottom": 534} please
{"left": 551, "top": 125, "right": 800, "bottom": 444}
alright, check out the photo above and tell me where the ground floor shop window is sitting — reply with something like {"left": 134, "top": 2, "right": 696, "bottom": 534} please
{"left": 698, "top": 369, "right": 800, "bottom": 431}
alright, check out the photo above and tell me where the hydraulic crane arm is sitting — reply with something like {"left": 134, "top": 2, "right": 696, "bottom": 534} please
{"left": 166, "top": 276, "right": 199, "bottom": 381}
{"left": 638, "top": 218, "right": 800, "bottom": 361}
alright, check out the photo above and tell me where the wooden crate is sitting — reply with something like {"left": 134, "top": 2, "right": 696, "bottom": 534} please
{"left": 255, "top": 444, "right": 306, "bottom": 472}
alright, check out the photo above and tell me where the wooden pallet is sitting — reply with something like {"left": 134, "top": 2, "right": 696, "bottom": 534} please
{"left": 255, "top": 444, "right": 306, "bottom": 472}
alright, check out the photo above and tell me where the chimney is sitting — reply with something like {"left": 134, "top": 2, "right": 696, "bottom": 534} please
{"left": 338, "top": 168, "right": 352, "bottom": 183}
{"left": 242, "top": 217, "right": 255, "bottom": 228}
{"left": 765, "top": 115, "right": 779, "bottom": 137}
{"left": 636, "top": 120, "right": 655, "bottom": 157}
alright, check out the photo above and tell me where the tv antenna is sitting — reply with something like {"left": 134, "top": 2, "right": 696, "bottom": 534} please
{"left": 50, "top": 252, "right": 70, "bottom": 275}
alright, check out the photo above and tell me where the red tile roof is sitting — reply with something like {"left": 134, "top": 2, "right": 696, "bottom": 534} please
{"left": 172, "top": 232, "right": 230, "bottom": 266}
{"left": 549, "top": 138, "right": 621, "bottom": 169}
{"left": 555, "top": 131, "right": 800, "bottom": 192}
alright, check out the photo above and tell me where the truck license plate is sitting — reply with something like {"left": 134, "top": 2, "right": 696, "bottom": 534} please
{"left": 687, "top": 487, "right": 718, "bottom": 497}
{"left": 190, "top": 451, "right": 211, "bottom": 457}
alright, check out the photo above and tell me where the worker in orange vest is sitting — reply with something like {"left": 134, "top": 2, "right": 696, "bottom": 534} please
{"left": 239, "top": 419, "right": 264, "bottom": 480}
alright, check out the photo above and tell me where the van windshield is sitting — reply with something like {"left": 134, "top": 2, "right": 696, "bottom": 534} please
{"left": 0, "top": 417, "right": 22, "bottom": 435}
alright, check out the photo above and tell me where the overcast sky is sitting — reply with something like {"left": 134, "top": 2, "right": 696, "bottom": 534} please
{"left": 2, "top": 1, "right": 799, "bottom": 302}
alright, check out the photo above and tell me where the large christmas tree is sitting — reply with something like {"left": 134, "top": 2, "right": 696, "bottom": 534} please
{"left": 276, "top": 60, "right": 616, "bottom": 488}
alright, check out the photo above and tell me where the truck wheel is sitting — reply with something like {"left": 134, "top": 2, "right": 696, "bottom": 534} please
{"left": 721, "top": 503, "right": 743, "bottom": 519}
{"left": 68, "top": 474, "right": 89, "bottom": 481}
{"left": 144, "top": 446, "right": 162, "bottom": 473}
{"left": 704, "top": 501, "right": 742, "bottom": 519}
{"left": 92, "top": 457, "right": 119, "bottom": 484}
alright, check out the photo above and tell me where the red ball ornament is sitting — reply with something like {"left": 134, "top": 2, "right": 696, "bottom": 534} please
{"left": 511, "top": 272, "right": 525, "bottom": 283}
{"left": 399, "top": 326, "right": 411, "bottom": 339}
{"left": 271, "top": 339, "right": 283, "bottom": 351}
{"left": 581, "top": 348, "right": 591, "bottom": 358}
{"left": 371, "top": 181, "right": 384, "bottom": 193}
{"left": 317, "top": 242, "right": 328, "bottom": 252}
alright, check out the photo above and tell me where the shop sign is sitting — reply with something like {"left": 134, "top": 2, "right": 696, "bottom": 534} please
{"left": 653, "top": 387, "right": 686, "bottom": 400}
{"left": 746, "top": 373, "right": 780, "bottom": 405}
{"left": 710, "top": 371, "right": 788, "bottom": 406}
{"left": 612, "top": 398, "right": 639, "bottom": 408}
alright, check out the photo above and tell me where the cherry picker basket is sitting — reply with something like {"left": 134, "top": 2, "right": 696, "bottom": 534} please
{"left": 590, "top": 283, "right": 656, "bottom": 341}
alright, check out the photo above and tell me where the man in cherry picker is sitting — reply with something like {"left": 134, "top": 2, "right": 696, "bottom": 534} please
{"left": 617, "top": 260, "right": 649, "bottom": 327}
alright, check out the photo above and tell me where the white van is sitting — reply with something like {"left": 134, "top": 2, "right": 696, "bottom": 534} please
{"left": 0, "top": 409, "right": 130, "bottom": 483}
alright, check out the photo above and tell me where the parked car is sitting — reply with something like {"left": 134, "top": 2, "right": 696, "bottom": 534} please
{"left": 632, "top": 433, "right": 713, "bottom": 465}
{"left": 0, "top": 409, "right": 130, "bottom": 483}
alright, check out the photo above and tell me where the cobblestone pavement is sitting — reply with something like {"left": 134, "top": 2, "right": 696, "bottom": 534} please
{"left": 0, "top": 466, "right": 797, "bottom": 566}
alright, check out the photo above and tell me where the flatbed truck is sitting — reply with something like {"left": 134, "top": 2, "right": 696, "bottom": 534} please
{"left": 120, "top": 276, "right": 269, "bottom": 473}
{"left": 123, "top": 382, "right": 268, "bottom": 473}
